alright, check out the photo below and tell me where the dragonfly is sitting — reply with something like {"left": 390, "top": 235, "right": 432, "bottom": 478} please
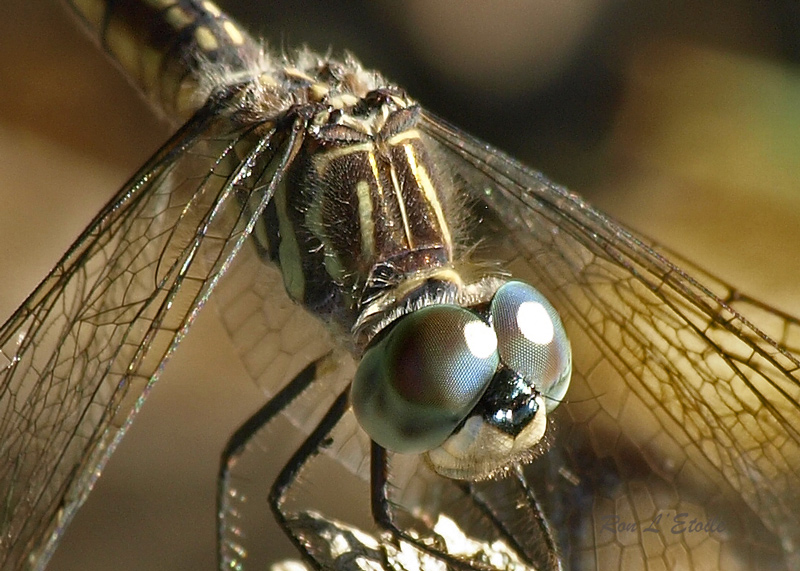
{"left": 1, "top": 1, "right": 799, "bottom": 570}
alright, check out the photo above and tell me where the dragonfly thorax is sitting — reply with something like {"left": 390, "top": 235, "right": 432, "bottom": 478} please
{"left": 260, "top": 98, "right": 458, "bottom": 334}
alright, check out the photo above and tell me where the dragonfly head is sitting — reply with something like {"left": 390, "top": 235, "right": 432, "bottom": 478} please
{"left": 351, "top": 280, "right": 572, "bottom": 480}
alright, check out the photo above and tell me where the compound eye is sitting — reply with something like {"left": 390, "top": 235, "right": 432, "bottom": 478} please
{"left": 490, "top": 281, "right": 571, "bottom": 412}
{"left": 351, "top": 305, "right": 500, "bottom": 454}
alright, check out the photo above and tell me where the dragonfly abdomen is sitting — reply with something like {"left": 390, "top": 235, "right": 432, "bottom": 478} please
{"left": 65, "top": 0, "right": 259, "bottom": 120}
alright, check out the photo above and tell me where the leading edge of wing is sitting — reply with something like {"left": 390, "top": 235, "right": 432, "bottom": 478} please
{"left": 0, "top": 89, "right": 299, "bottom": 570}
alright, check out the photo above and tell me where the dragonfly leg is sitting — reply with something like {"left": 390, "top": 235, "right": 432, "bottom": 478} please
{"left": 269, "top": 388, "right": 349, "bottom": 563}
{"left": 217, "top": 357, "right": 331, "bottom": 570}
{"left": 266, "top": 386, "right": 400, "bottom": 570}
{"left": 371, "top": 444, "right": 563, "bottom": 571}
{"left": 369, "top": 443, "right": 480, "bottom": 571}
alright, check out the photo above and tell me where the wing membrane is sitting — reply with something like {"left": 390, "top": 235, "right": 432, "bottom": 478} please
{"left": 420, "top": 111, "right": 800, "bottom": 569}
{"left": 0, "top": 93, "right": 295, "bottom": 571}
{"left": 212, "top": 234, "right": 340, "bottom": 430}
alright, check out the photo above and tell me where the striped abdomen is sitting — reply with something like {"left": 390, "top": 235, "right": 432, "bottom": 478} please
{"left": 64, "top": 0, "right": 259, "bottom": 120}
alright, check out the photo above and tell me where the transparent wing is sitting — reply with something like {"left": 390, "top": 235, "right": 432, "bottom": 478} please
{"left": 419, "top": 111, "right": 800, "bottom": 570}
{"left": 0, "top": 91, "right": 298, "bottom": 571}
{"left": 212, "top": 232, "right": 341, "bottom": 425}
{"left": 212, "top": 206, "right": 361, "bottom": 479}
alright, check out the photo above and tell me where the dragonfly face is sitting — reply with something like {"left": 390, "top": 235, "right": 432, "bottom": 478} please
{"left": 1, "top": 1, "right": 800, "bottom": 571}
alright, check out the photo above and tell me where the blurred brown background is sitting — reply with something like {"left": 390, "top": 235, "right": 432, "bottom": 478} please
{"left": 1, "top": 1, "right": 799, "bottom": 569}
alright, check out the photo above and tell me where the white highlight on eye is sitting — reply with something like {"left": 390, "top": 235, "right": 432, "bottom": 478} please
{"left": 517, "top": 301, "right": 554, "bottom": 344}
{"left": 463, "top": 321, "right": 497, "bottom": 359}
